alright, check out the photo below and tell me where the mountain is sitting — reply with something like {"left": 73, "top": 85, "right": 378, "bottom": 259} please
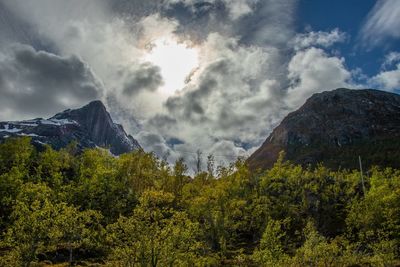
{"left": 0, "top": 100, "right": 141, "bottom": 155}
{"left": 248, "top": 88, "right": 400, "bottom": 171}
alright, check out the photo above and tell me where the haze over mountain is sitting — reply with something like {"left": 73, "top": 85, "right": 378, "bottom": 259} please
{"left": 0, "top": 101, "right": 141, "bottom": 155}
{"left": 248, "top": 88, "right": 400, "bottom": 171}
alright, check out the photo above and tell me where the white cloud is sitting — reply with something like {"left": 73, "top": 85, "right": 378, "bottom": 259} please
{"left": 222, "top": 0, "right": 258, "bottom": 20}
{"left": 360, "top": 0, "right": 400, "bottom": 46}
{"left": 382, "top": 52, "right": 400, "bottom": 69}
{"left": 135, "top": 131, "right": 181, "bottom": 162}
{"left": 139, "top": 32, "right": 289, "bottom": 169}
{"left": 166, "top": 0, "right": 259, "bottom": 20}
{"left": 138, "top": 14, "right": 179, "bottom": 45}
{"left": 1, "top": 0, "right": 145, "bottom": 85}
{"left": 293, "top": 28, "right": 347, "bottom": 51}
{"left": 286, "top": 47, "right": 351, "bottom": 108}
{"left": 1, "top": 1, "right": 184, "bottom": 120}
{"left": 0, "top": 0, "right": 366, "bottom": 171}
{"left": 370, "top": 63, "right": 400, "bottom": 91}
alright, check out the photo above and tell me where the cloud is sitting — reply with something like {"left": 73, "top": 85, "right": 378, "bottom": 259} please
{"left": 0, "top": 2, "right": 178, "bottom": 119}
{"left": 286, "top": 47, "right": 351, "bottom": 108}
{"left": 0, "top": 0, "right": 366, "bottom": 172}
{"left": 382, "top": 52, "right": 400, "bottom": 70}
{"left": 166, "top": 0, "right": 259, "bottom": 20}
{"left": 122, "top": 63, "right": 163, "bottom": 96}
{"left": 138, "top": 14, "right": 179, "bottom": 44}
{"left": 135, "top": 131, "right": 182, "bottom": 163}
{"left": 370, "top": 64, "right": 400, "bottom": 92}
{"left": 160, "top": 0, "right": 298, "bottom": 48}
{"left": 360, "top": 51, "right": 400, "bottom": 92}
{"left": 1, "top": 0, "right": 148, "bottom": 85}
{"left": 0, "top": 44, "right": 102, "bottom": 120}
{"left": 209, "top": 140, "right": 247, "bottom": 159}
{"left": 223, "top": 0, "right": 256, "bottom": 20}
{"left": 139, "top": 32, "right": 291, "bottom": 169}
{"left": 236, "top": 0, "right": 297, "bottom": 46}
{"left": 292, "top": 28, "right": 347, "bottom": 51}
{"left": 360, "top": 0, "right": 400, "bottom": 46}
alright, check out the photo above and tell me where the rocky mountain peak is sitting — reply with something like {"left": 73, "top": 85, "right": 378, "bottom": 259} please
{"left": 52, "top": 100, "right": 110, "bottom": 124}
{"left": 0, "top": 100, "right": 141, "bottom": 155}
{"left": 248, "top": 88, "right": 400, "bottom": 171}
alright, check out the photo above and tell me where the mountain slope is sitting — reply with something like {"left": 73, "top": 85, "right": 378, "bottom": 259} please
{"left": 0, "top": 100, "right": 141, "bottom": 155}
{"left": 248, "top": 88, "right": 400, "bottom": 170}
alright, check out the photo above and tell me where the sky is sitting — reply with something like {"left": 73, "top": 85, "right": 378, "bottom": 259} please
{"left": 0, "top": 0, "right": 400, "bottom": 171}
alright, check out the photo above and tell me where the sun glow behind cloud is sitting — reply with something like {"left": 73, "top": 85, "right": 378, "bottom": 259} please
{"left": 4, "top": 0, "right": 394, "bottom": 171}
{"left": 145, "top": 38, "right": 199, "bottom": 95}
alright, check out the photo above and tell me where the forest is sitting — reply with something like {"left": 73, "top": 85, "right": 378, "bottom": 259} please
{"left": 0, "top": 137, "right": 399, "bottom": 266}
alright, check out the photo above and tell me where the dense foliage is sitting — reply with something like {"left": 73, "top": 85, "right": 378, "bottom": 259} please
{"left": 0, "top": 137, "right": 399, "bottom": 266}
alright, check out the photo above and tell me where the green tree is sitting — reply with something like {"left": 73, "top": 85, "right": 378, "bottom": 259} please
{"left": 0, "top": 137, "right": 34, "bottom": 174}
{"left": 107, "top": 190, "right": 207, "bottom": 266}
{"left": 0, "top": 137, "right": 35, "bottom": 230}
{"left": 34, "top": 145, "right": 76, "bottom": 188}
{"left": 3, "top": 183, "right": 57, "bottom": 266}
{"left": 346, "top": 167, "right": 400, "bottom": 263}
{"left": 291, "top": 221, "right": 341, "bottom": 267}
{"left": 52, "top": 204, "right": 104, "bottom": 265}
{"left": 252, "top": 219, "right": 288, "bottom": 266}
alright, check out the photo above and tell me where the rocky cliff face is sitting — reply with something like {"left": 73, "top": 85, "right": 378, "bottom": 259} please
{"left": 0, "top": 101, "right": 141, "bottom": 155}
{"left": 248, "top": 88, "right": 400, "bottom": 170}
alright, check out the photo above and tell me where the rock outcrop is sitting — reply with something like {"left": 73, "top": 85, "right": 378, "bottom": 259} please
{"left": 248, "top": 88, "right": 400, "bottom": 170}
{"left": 0, "top": 100, "right": 141, "bottom": 155}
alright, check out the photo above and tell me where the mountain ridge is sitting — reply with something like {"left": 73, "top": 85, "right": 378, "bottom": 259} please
{"left": 248, "top": 88, "right": 400, "bottom": 170}
{"left": 0, "top": 100, "right": 141, "bottom": 155}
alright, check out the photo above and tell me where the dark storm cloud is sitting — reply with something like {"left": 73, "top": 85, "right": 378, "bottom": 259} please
{"left": 0, "top": 0, "right": 342, "bottom": 170}
{"left": 165, "top": 59, "right": 228, "bottom": 121}
{"left": 0, "top": 44, "right": 102, "bottom": 119}
{"left": 167, "top": 137, "right": 184, "bottom": 146}
{"left": 109, "top": 0, "right": 234, "bottom": 43}
{"left": 164, "top": 0, "right": 297, "bottom": 46}
{"left": 236, "top": 0, "right": 297, "bottom": 46}
{"left": 165, "top": 76, "right": 216, "bottom": 120}
{"left": 108, "top": 0, "right": 164, "bottom": 18}
{"left": 98, "top": 0, "right": 297, "bottom": 51}
{"left": 122, "top": 63, "right": 163, "bottom": 96}
{"left": 138, "top": 132, "right": 165, "bottom": 144}
{"left": 0, "top": 71, "right": 4, "bottom": 88}
{"left": 0, "top": 1, "right": 57, "bottom": 52}
{"left": 135, "top": 131, "right": 177, "bottom": 161}
{"left": 148, "top": 114, "right": 177, "bottom": 131}
{"left": 109, "top": 0, "right": 219, "bottom": 21}
{"left": 163, "top": 1, "right": 229, "bottom": 42}
{"left": 218, "top": 108, "right": 256, "bottom": 130}
{"left": 14, "top": 47, "right": 94, "bottom": 88}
